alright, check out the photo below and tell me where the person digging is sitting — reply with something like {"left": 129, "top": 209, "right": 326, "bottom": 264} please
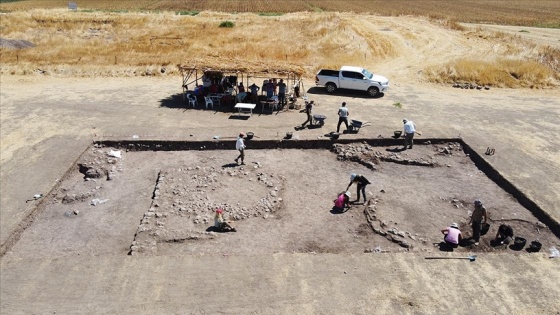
{"left": 346, "top": 173, "right": 371, "bottom": 204}
{"left": 441, "top": 222, "right": 463, "bottom": 250}
{"left": 402, "top": 118, "right": 416, "bottom": 150}
{"left": 333, "top": 191, "right": 351, "bottom": 213}
{"left": 494, "top": 224, "right": 514, "bottom": 245}
{"left": 214, "top": 208, "right": 236, "bottom": 232}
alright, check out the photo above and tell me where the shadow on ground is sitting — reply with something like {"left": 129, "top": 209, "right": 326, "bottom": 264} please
{"left": 306, "top": 87, "right": 385, "bottom": 99}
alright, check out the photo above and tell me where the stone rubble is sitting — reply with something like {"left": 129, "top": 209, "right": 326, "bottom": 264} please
{"left": 129, "top": 165, "right": 286, "bottom": 255}
{"left": 332, "top": 142, "right": 445, "bottom": 168}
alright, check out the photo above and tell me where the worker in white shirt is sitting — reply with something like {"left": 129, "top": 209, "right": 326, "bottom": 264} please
{"left": 234, "top": 133, "right": 246, "bottom": 165}
{"left": 402, "top": 118, "right": 417, "bottom": 149}
{"left": 337, "top": 102, "right": 349, "bottom": 133}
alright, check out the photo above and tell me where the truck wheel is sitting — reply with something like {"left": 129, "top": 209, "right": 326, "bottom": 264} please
{"left": 326, "top": 83, "right": 337, "bottom": 93}
{"left": 367, "top": 87, "right": 380, "bottom": 97}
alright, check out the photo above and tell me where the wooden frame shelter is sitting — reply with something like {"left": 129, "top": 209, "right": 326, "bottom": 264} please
{"left": 179, "top": 65, "right": 304, "bottom": 102}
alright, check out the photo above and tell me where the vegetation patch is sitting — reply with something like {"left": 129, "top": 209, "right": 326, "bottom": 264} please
{"left": 219, "top": 20, "right": 235, "bottom": 28}
{"left": 177, "top": 11, "right": 199, "bottom": 16}
{"left": 259, "top": 12, "right": 283, "bottom": 16}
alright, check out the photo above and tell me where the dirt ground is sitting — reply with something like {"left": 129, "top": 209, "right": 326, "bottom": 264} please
{"left": 2, "top": 14, "right": 560, "bottom": 315}
{"left": 8, "top": 141, "right": 556, "bottom": 262}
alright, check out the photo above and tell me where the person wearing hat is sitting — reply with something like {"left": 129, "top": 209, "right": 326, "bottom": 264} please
{"left": 346, "top": 173, "right": 371, "bottom": 203}
{"left": 441, "top": 223, "right": 463, "bottom": 248}
{"left": 234, "top": 132, "right": 246, "bottom": 165}
{"left": 333, "top": 191, "right": 351, "bottom": 213}
{"left": 468, "top": 199, "right": 487, "bottom": 246}
{"left": 214, "top": 208, "right": 236, "bottom": 232}
{"left": 337, "top": 102, "right": 349, "bottom": 133}
{"left": 402, "top": 118, "right": 417, "bottom": 149}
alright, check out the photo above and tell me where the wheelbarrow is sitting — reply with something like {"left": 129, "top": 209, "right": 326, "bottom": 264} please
{"left": 349, "top": 119, "right": 369, "bottom": 133}
{"left": 313, "top": 114, "right": 326, "bottom": 127}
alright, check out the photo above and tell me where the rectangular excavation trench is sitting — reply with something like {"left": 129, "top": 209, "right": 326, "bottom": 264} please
{"left": 2, "top": 138, "right": 558, "bottom": 259}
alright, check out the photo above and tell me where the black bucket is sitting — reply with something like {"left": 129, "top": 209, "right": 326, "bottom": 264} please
{"left": 481, "top": 223, "right": 490, "bottom": 236}
{"left": 393, "top": 131, "right": 402, "bottom": 138}
{"left": 246, "top": 132, "right": 254, "bottom": 140}
{"left": 529, "top": 240, "right": 542, "bottom": 252}
{"left": 512, "top": 237, "right": 527, "bottom": 250}
{"left": 285, "top": 132, "right": 293, "bottom": 139}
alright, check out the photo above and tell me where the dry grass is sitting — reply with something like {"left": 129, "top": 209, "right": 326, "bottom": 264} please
{"left": 2, "top": 0, "right": 559, "bottom": 27}
{"left": 0, "top": 10, "right": 397, "bottom": 77}
{"left": 0, "top": 5, "right": 558, "bottom": 88}
{"left": 425, "top": 27, "right": 560, "bottom": 87}
{"left": 426, "top": 58, "right": 557, "bottom": 88}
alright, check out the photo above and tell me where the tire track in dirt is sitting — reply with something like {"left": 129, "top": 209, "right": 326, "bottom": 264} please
{"left": 347, "top": 16, "right": 485, "bottom": 83}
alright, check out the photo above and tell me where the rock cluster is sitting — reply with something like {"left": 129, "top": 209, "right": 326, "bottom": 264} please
{"left": 130, "top": 164, "right": 286, "bottom": 255}
{"left": 435, "top": 142, "right": 463, "bottom": 156}
{"left": 363, "top": 199, "right": 416, "bottom": 249}
{"left": 78, "top": 145, "right": 123, "bottom": 181}
{"left": 332, "top": 143, "right": 378, "bottom": 170}
{"left": 332, "top": 143, "right": 437, "bottom": 167}
{"left": 452, "top": 83, "right": 490, "bottom": 90}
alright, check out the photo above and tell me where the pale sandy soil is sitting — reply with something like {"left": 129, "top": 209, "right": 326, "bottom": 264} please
{"left": 1, "top": 15, "right": 560, "bottom": 314}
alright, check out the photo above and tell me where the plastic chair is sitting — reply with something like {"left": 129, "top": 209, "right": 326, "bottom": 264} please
{"left": 186, "top": 94, "right": 197, "bottom": 108}
{"left": 204, "top": 96, "right": 214, "bottom": 110}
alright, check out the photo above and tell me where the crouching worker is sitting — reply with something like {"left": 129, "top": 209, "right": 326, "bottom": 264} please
{"left": 214, "top": 208, "right": 236, "bottom": 232}
{"left": 441, "top": 223, "right": 462, "bottom": 249}
{"left": 333, "top": 191, "right": 351, "bottom": 213}
{"left": 495, "top": 224, "right": 513, "bottom": 245}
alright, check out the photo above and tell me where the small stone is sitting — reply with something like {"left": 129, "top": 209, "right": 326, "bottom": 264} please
{"left": 73, "top": 209, "right": 80, "bottom": 215}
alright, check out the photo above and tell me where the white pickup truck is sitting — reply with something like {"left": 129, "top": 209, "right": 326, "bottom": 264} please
{"left": 315, "top": 66, "right": 389, "bottom": 97}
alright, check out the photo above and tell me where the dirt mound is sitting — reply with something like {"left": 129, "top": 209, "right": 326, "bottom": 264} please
{"left": 0, "top": 38, "right": 35, "bottom": 50}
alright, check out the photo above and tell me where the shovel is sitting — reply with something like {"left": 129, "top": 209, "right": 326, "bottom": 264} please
{"left": 425, "top": 255, "right": 477, "bottom": 262}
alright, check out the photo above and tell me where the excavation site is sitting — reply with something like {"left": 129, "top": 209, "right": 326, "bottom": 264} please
{"left": 6, "top": 139, "right": 558, "bottom": 260}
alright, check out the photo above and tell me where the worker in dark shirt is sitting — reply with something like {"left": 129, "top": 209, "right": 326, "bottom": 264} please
{"left": 495, "top": 224, "right": 514, "bottom": 245}
{"left": 346, "top": 173, "right": 371, "bottom": 203}
{"left": 301, "top": 101, "right": 313, "bottom": 128}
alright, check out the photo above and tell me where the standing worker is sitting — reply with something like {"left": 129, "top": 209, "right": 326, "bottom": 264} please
{"left": 301, "top": 100, "right": 314, "bottom": 128}
{"left": 249, "top": 83, "right": 260, "bottom": 104}
{"left": 468, "top": 199, "right": 487, "bottom": 246}
{"left": 346, "top": 173, "right": 371, "bottom": 203}
{"left": 234, "top": 132, "right": 246, "bottom": 165}
{"left": 337, "top": 102, "right": 349, "bottom": 133}
{"left": 277, "top": 79, "right": 287, "bottom": 107}
{"left": 402, "top": 118, "right": 416, "bottom": 149}
{"left": 266, "top": 79, "right": 274, "bottom": 98}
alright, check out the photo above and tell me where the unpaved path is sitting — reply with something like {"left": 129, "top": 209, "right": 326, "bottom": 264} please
{"left": 463, "top": 23, "right": 560, "bottom": 49}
